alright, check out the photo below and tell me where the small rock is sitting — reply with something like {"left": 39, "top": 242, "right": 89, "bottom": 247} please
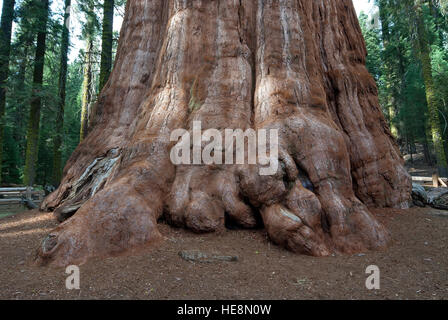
{"left": 412, "top": 183, "right": 429, "bottom": 204}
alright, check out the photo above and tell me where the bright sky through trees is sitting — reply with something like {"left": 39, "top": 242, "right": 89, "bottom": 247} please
{"left": 0, "top": 0, "right": 124, "bottom": 62}
{"left": 353, "top": 0, "right": 375, "bottom": 15}
{"left": 0, "top": 0, "right": 374, "bottom": 61}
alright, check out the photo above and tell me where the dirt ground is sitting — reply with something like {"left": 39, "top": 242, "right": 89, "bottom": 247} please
{"left": 0, "top": 205, "right": 27, "bottom": 220}
{"left": 0, "top": 206, "right": 447, "bottom": 300}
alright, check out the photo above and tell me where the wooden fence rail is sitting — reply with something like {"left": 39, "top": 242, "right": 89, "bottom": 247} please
{"left": 0, "top": 187, "right": 45, "bottom": 208}
{"left": 412, "top": 174, "right": 448, "bottom": 188}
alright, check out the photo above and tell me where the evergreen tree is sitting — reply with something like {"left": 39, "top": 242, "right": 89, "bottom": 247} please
{"left": 414, "top": 0, "right": 448, "bottom": 173}
{"left": 23, "top": 0, "right": 50, "bottom": 186}
{"left": 79, "top": 0, "right": 98, "bottom": 142}
{"left": 0, "top": 0, "right": 16, "bottom": 184}
{"left": 52, "top": 0, "right": 71, "bottom": 186}
{"left": 99, "top": 0, "right": 114, "bottom": 91}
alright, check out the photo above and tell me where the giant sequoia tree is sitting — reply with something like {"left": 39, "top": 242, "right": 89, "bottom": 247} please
{"left": 36, "top": 0, "right": 411, "bottom": 267}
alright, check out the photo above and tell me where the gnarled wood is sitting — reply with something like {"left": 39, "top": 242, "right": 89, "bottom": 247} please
{"left": 37, "top": 0, "right": 411, "bottom": 267}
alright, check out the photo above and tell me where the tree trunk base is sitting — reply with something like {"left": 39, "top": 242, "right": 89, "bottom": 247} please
{"left": 36, "top": 0, "right": 411, "bottom": 267}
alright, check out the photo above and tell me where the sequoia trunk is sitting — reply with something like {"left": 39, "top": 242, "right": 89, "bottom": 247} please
{"left": 37, "top": 0, "right": 411, "bottom": 267}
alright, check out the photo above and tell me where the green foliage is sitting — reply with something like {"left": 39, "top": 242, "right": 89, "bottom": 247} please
{"left": 1, "top": 0, "right": 126, "bottom": 186}
{"left": 359, "top": 12, "right": 382, "bottom": 80}
{"left": 360, "top": 0, "right": 448, "bottom": 171}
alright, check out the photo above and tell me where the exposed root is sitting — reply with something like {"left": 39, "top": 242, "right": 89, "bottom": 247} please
{"left": 36, "top": 0, "right": 409, "bottom": 267}
{"left": 36, "top": 182, "right": 163, "bottom": 267}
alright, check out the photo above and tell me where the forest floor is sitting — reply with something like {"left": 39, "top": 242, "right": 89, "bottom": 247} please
{"left": 0, "top": 206, "right": 447, "bottom": 300}
{"left": 403, "top": 145, "right": 441, "bottom": 178}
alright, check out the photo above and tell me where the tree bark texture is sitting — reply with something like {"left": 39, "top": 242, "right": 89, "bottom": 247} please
{"left": 52, "top": 0, "right": 71, "bottom": 186}
{"left": 23, "top": 0, "right": 50, "bottom": 186}
{"left": 99, "top": 0, "right": 114, "bottom": 91}
{"left": 37, "top": 0, "right": 411, "bottom": 267}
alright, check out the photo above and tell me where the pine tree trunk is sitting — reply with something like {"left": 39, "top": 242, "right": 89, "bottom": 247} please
{"left": 422, "top": 129, "right": 434, "bottom": 166}
{"left": 91, "top": 0, "right": 115, "bottom": 129}
{"left": 378, "top": 0, "right": 400, "bottom": 139}
{"left": 98, "top": 0, "right": 114, "bottom": 91}
{"left": 0, "top": 0, "right": 16, "bottom": 184}
{"left": 79, "top": 38, "right": 94, "bottom": 142}
{"left": 415, "top": 0, "right": 448, "bottom": 175}
{"left": 79, "top": 1, "right": 96, "bottom": 142}
{"left": 23, "top": 0, "right": 50, "bottom": 187}
{"left": 37, "top": 0, "right": 411, "bottom": 267}
{"left": 13, "top": 45, "right": 29, "bottom": 164}
{"left": 52, "top": 0, "right": 71, "bottom": 186}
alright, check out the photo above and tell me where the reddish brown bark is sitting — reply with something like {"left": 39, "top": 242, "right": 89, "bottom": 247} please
{"left": 37, "top": 0, "right": 411, "bottom": 267}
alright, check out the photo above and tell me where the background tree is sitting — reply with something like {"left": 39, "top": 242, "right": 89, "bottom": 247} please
{"left": 414, "top": 0, "right": 448, "bottom": 174}
{"left": 79, "top": 0, "right": 99, "bottom": 142}
{"left": 98, "top": 0, "right": 113, "bottom": 91}
{"left": 0, "top": 0, "right": 16, "bottom": 184}
{"left": 52, "top": 0, "right": 71, "bottom": 186}
{"left": 1, "top": 0, "right": 126, "bottom": 186}
{"left": 3, "top": 0, "right": 37, "bottom": 183}
{"left": 23, "top": 0, "right": 50, "bottom": 186}
{"left": 378, "top": 0, "right": 400, "bottom": 138}
{"left": 359, "top": 0, "right": 448, "bottom": 169}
